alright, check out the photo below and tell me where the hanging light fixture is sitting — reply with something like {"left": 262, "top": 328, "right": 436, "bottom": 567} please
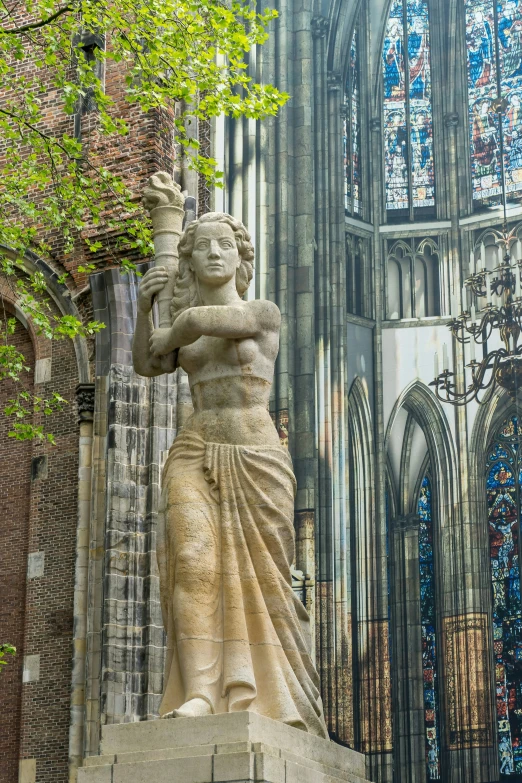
{"left": 430, "top": 98, "right": 522, "bottom": 406}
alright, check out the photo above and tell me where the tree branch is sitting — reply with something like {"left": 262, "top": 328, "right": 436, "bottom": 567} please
{"left": 0, "top": 5, "right": 72, "bottom": 34}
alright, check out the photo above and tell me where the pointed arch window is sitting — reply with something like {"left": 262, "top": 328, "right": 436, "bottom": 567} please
{"left": 345, "top": 29, "right": 362, "bottom": 216}
{"left": 382, "top": 0, "right": 435, "bottom": 218}
{"left": 417, "top": 475, "right": 441, "bottom": 780}
{"left": 466, "top": 0, "right": 522, "bottom": 207}
{"left": 486, "top": 415, "right": 522, "bottom": 775}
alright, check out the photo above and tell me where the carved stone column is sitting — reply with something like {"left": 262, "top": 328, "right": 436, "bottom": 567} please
{"left": 69, "top": 384, "right": 95, "bottom": 781}
{"left": 311, "top": 11, "right": 333, "bottom": 733}
{"left": 441, "top": 112, "right": 497, "bottom": 783}
{"left": 390, "top": 514, "right": 425, "bottom": 783}
{"left": 369, "top": 109, "right": 394, "bottom": 783}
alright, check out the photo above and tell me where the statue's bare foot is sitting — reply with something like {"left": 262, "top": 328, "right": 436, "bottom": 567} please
{"left": 172, "top": 698, "right": 212, "bottom": 718}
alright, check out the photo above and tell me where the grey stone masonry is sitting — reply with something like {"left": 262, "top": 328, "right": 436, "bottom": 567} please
{"left": 86, "top": 266, "right": 178, "bottom": 745}
{"left": 78, "top": 712, "right": 371, "bottom": 783}
{"left": 102, "top": 363, "right": 176, "bottom": 721}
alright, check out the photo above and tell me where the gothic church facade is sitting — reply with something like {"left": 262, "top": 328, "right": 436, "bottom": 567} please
{"left": 2, "top": 0, "right": 522, "bottom": 782}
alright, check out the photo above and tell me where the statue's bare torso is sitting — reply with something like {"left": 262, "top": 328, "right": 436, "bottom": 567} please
{"left": 178, "top": 301, "right": 281, "bottom": 446}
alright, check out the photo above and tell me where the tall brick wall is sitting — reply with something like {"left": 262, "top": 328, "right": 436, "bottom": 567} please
{"left": 0, "top": 302, "right": 80, "bottom": 782}
{"left": 0, "top": 317, "right": 35, "bottom": 783}
{"left": 20, "top": 334, "right": 79, "bottom": 782}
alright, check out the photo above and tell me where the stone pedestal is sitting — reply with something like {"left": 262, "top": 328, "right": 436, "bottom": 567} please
{"left": 78, "top": 711, "right": 369, "bottom": 783}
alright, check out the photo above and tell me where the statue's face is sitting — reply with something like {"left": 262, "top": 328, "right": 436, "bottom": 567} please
{"left": 190, "top": 222, "right": 241, "bottom": 287}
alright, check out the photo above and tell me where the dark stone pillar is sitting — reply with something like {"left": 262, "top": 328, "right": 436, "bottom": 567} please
{"left": 391, "top": 513, "right": 426, "bottom": 783}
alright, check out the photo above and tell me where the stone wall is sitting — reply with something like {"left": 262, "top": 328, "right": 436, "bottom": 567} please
{"left": 0, "top": 290, "right": 81, "bottom": 783}
{"left": 0, "top": 318, "right": 35, "bottom": 783}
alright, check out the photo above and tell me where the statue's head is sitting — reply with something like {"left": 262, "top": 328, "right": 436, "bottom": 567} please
{"left": 171, "top": 212, "right": 254, "bottom": 321}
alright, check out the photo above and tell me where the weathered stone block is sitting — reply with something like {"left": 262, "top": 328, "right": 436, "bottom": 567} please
{"left": 254, "top": 751, "right": 286, "bottom": 783}
{"left": 78, "top": 766, "right": 112, "bottom": 783}
{"left": 112, "top": 755, "right": 213, "bottom": 783}
{"left": 213, "top": 751, "right": 254, "bottom": 781}
{"left": 22, "top": 654, "right": 40, "bottom": 683}
{"left": 34, "top": 357, "right": 52, "bottom": 384}
{"left": 79, "top": 712, "right": 369, "bottom": 783}
{"left": 27, "top": 551, "right": 45, "bottom": 579}
{"left": 19, "top": 758, "right": 36, "bottom": 783}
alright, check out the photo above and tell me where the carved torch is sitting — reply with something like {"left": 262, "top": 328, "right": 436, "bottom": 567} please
{"left": 142, "top": 172, "right": 185, "bottom": 371}
{"left": 142, "top": 171, "right": 185, "bottom": 330}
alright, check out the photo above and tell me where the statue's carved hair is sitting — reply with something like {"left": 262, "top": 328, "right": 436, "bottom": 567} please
{"left": 171, "top": 212, "right": 254, "bottom": 322}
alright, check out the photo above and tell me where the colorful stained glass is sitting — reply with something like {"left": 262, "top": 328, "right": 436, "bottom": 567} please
{"left": 384, "top": 0, "right": 409, "bottom": 209}
{"left": 466, "top": 0, "right": 522, "bottom": 205}
{"left": 408, "top": 0, "right": 435, "bottom": 207}
{"left": 486, "top": 415, "right": 522, "bottom": 774}
{"left": 489, "top": 443, "right": 514, "bottom": 463}
{"left": 466, "top": 0, "right": 501, "bottom": 202}
{"left": 383, "top": 0, "right": 435, "bottom": 211}
{"left": 501, "top": 415, "right": 519, "bottom": 439}
{"left": 417, "top": 476, "right": 441, "bottom": 780}
{"left": 345, "top": 30, "right": 362, "bottom": 215}
{"left": 384, "top": 106, "right": 410, "bottom": 209}
{"left": 499, "top": 0, "right": 522, "bottom": 199}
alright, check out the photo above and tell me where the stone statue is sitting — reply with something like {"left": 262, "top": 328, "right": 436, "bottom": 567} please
{"left": 133, "top": 175, "right": 327, "bottom": 737}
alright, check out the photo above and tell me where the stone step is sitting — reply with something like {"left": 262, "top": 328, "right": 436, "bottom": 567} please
{"left": 79, "top": 712, "right": 370, "bottom": 783}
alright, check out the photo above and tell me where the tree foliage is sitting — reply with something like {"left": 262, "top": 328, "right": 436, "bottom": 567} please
{"left": 0, "top": 0, "right": 287, "bottom": 439}
{"left": 0, "top": 643, "right": 16, "bottom": 673}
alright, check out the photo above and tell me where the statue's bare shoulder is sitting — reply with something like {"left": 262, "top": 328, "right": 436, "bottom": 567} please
{"left": 242, "top": 299, "right": 281, "bottom": 333}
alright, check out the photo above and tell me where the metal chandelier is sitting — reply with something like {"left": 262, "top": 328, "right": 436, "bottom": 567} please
{"left": 430, "top": 99, "right": 522, "bottom": 406}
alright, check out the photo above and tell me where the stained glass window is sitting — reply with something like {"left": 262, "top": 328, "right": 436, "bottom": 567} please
{"left": 466, "top": 0, "right": 522, "bottom": 206}
{"left": 382, "top": 0, "right": 435, "bottom": 214}
{"left": 345, "top": 30, "right": 362, "bottom": 215}
{"left": 417, "top": 476, "right": 441, "bottom": 780}
{"left": 486, "top": 415, "right": 522, "bottom": 774}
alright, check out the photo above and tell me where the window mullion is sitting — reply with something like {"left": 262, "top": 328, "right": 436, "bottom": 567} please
{"left": 493, "top": 1, "right": 508, "bottom": 207}
{"left": 402, "top": 0, "right": 414, "bottom": 220}
{"left": 350, "top": 64, "right": 355, "bottom": 217}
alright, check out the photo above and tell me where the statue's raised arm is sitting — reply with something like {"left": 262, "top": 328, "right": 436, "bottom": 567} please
{"left": 132, "top": 172, "right": 184, "bottom": 376}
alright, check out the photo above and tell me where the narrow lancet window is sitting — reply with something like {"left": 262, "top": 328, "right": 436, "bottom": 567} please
{"left": 466, "top": 0, "right": 522, "bottom": 206}
{"left": 382, "top": 0, "right": 435, "bottom": 217}
{"left": 417, "top": 476, "right": 441, "bottom": 780}
{"left": 345, "top": 29, "right": 362, "bottom": 216}
{"left": 486, "top": 415, "right": 522, "bottom": 774}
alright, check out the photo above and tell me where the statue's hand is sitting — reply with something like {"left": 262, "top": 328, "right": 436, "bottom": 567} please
{"left": 149, "top": 327, "right": 174, "bottom": 358}
{"left": 138, "top": 266, "right": 169, "bottom": 315}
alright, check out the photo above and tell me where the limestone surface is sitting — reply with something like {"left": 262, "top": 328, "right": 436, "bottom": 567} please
{"left": 132, "top": 208, "right": 327, "bottom": 735}
{"left": 79, "top": 712, "right": 369, "bottom": 783}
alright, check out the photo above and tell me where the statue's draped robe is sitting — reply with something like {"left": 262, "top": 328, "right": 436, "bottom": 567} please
{"left": 157, "top": 431, "right": 327, "bottom": 738}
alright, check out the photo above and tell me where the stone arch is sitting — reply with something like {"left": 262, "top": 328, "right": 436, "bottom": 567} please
{"left": 0, "top": 244, "right": 91, "bottom": 383}
{"left": 348, "top": 377, "right": 394, "bottom": 769}
{"left": 348, "top": 377, "right": 375, "bottom": 566}
{"left": 385, "top": 380, "right": 457, "bottom": 781}
{"left": 326, "top": 0, "right": 363, "bottom": 78}
{"left": 386, "top": 379, "right": 457, "bottom": 517}
{"left": 347, "top": 376, "right": 376, "bottom": 750}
